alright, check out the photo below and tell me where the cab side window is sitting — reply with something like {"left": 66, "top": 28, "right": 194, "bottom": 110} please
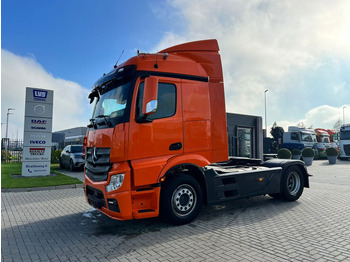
{"left": 291, "top": 132, "right": 300, "bottom": 141}
{"left": 136, "top": 82, "right": 176, "bottom": 120}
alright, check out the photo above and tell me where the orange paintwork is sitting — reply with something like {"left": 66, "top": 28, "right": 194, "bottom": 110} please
{"left": 315, "top": 128, "right": 337, "bottom": 143}
{"left": 84, "top": 39, "right": 229, "bottom": 221}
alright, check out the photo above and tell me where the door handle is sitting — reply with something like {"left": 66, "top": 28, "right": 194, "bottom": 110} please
{"left": 169, "top": 142, "right": 182, "bottom": 151}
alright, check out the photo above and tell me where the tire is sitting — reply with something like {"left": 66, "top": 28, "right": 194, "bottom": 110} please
{"left": 160, "top": 174, "right": 203, "bottom": 225}
{"left": 69, "top": 159, "right": 75, "bottom": 171}
{"left": 59, "top": 158, "right": 64, "bottom": 169}
{"left": 281, "top": 166, "right": 304, "bottom": 201}
{"left": 268, "top": 193, "right": 283, "bottom": 199}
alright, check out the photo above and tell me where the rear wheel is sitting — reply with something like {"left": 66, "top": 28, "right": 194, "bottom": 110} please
{"left": 268, "top": 193, "right": 283, "bottom": 199}
{"left": 281, "top": 166, "right": 304, "bottom": 201}
{"left": 160, "top": 174, "right": 203, "bottom": 225}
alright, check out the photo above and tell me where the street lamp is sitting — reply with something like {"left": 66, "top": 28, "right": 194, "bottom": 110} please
{"left": 6, "top": 108, "right": 15, "bottom": 148}
{"left": 264, "top": 89, "right": 268, "bottom": 133}
{"left": 343, "top": 106, "right": 347, "bottom": 124}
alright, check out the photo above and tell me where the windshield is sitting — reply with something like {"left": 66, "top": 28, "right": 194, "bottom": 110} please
{"left": 92, "top": 81, "right": 131, "bottom": 121}
{"left": 301, "top": 132, "right": 312, "bottom": 142}
{"left": 71, "top": 145, "right": 83, "bottom": 153}
{"left": 340, "top": 130, "right": 350, "bottom": 140}
{"left": 319, "top": 135, "right": 330, "bottom": 143}
{"left": 301, "top": 132, "right": 317, "bottom": 142}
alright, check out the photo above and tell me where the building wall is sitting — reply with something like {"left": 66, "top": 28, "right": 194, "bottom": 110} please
{"left": 52, "top": 127, "right": 87, "bottom": 149}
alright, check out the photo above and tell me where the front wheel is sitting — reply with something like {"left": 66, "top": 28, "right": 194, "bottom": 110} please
{"left": 69, "top": 159, "right": 76, "bottom": 171}
{"left": 282, "top": 166, "right": 304, "bottom": 201}
{"left": 59, "top": 158, "right": 64, "bottom": 169}
{"left": 160, "top": 174, "right": 203, "bottom": 225}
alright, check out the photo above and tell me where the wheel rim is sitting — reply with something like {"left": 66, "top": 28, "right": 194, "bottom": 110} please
{"left": 287, "top": 171, "right": 301, "bottom": 196}
{"left": 171, "top": 184, "right": 197, "bottom": 217}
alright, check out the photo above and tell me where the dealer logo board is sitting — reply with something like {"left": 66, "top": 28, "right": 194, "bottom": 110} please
{"left": 22, "top": 87, "right": 54, "bottom": 177}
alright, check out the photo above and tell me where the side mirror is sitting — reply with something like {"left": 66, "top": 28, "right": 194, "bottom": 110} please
{"left": 142, "top": 76, "right": 158, "bottom": 115}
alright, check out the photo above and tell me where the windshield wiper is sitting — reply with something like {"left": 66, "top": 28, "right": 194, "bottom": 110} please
{"left": 95, "top": 115, "right": 113, "bottom": 127}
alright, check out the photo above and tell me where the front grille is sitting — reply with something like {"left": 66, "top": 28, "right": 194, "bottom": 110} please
{"left": 85, "top": 147, "right": 111, "bottom": 182}
{"left": 86, "top": 185, "right": 106, "bottom": 209}
{"left": 86, "top": 147, "right": 110, "bottom": 165}
{"left": 85, "top": 162, "right": 111, "bottom": 181}
{"left": 344, "top": 145, "right": 350, "bottom": 155}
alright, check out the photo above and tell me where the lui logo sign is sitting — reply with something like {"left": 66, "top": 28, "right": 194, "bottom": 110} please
{"left": 33, "top": 90, "right": 48, "bottom": 101}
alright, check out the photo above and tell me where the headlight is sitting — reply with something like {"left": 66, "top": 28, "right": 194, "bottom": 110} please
{"left": 106, "top": 173, "right": 125, "bottom": 192}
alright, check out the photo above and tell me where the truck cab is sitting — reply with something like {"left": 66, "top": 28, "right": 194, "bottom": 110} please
{"left": 338, "top": 124, "right": 350, "bottom": 160}
{"left": 315, "top": 129, "right": 332, "bottom": 158}
{"left": 84, "top": 40, "right": 309, "bottom": 225}
{"left": 282, "top": 126, "right": 317, "bottom": 152}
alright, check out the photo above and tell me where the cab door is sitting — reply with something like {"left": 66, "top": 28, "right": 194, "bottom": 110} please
{"left": 128, "top": 77, "right": 183, "bottom": 186}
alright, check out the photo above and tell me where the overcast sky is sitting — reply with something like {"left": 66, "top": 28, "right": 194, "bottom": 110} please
{"left": 2, "top": 0, "right": 350, "bottom": 139}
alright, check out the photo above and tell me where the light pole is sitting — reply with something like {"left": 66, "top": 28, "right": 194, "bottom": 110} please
{"left": 264, "top": 89, "right": 268, "bottom": 133}
{"left": 6, "top": 108, "right": 15, "bottom": 148}
{"left": 343, "top": 106, "right": 347, "bottom": 124}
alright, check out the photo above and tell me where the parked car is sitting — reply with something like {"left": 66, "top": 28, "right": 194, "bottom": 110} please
{"left": 59, "top": 145, "right": 85, "bottom": 171}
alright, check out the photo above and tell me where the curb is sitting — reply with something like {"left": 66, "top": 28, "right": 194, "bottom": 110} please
{"left": 1, "top": 183, "right": 84, "bottom": 193}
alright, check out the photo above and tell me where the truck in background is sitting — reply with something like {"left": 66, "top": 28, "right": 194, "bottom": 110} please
{"left": 314, "top": 129, "right": 332, "bottom": 158}
{"left": 282, "top": 126, "right": 317, "bottom": 153}
{"left": 84, "top": 39, "right": 309, "bottom": 225}
{"left": 338, "top": 124, "right": 350, "bottom": 160}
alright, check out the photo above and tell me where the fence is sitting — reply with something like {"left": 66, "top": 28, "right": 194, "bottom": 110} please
{"left": 1, "top": 139, "right": 24, "bottom": 163}
{"left": 1, "top": 138, "right": 82, "bottom": 163}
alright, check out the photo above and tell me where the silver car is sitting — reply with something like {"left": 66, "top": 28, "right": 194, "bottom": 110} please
{"left": 59, "top": 145, "right": 85, "bottom": 171}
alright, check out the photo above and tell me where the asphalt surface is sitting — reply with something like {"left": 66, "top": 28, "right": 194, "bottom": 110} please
{"left": 1, "top": 160, "right": 350, "bottom": 261}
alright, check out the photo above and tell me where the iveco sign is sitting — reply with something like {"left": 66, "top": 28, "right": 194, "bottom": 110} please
{"left": 29, "top": 140, "right": 46, "bottom": 144}
{"left": 22, "top": 87, "right": 53, "bottom": 177}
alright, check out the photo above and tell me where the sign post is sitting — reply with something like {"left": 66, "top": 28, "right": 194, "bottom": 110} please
{"left": 22, "top": 87, "right": 54, "bottom": 176}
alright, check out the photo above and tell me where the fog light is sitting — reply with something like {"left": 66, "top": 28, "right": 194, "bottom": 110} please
{"left": 106, "top": 173, "right": 125, "bottom": 192}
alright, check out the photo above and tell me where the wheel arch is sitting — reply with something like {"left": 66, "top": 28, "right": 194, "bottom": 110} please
{"left": 264, "top": 159, "right": 310, "bottom": 189}
{"left": 159, "top": 154, "right": 210, "bottom": 205}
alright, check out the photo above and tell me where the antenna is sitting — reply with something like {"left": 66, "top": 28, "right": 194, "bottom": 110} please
{"left": 154, "top": 51, "right": 159, "bottom": 69}
{"left": 114, "top": 50, "right": 125, "bottom": 68}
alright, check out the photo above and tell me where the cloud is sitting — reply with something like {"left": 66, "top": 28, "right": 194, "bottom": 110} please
{"left": 1, "top": 49, "right": 92, "bottom": 139}
{"left": 154, "top": 0, "right": 350, "bottom": 129}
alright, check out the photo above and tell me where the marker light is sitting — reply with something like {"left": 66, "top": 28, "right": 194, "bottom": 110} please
{"left": 106, "top": 174, "right": 125, "bottom": 192}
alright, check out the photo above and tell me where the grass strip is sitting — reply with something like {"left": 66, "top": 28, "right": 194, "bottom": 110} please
{"left": 1, "top": 163, "right": 82, "bottom": 189}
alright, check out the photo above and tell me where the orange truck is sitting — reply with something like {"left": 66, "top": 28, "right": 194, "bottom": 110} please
{"left": 84, "top": 39, "right": 309, "bottom": 225}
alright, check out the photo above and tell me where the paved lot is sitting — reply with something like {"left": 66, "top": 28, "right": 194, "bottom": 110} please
{"left": 2, "top": 160, "right": 350, "bottom": 261}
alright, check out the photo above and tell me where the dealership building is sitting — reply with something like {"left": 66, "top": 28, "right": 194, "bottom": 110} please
{"left": 52, "top": 127, "right": 87, "bottom": 149}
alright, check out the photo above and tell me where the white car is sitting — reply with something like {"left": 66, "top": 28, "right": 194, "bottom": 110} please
{"left": 59, "top": 145, "right": 85, "bottom": 171}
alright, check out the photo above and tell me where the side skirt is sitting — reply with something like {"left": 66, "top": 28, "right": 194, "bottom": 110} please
{"left": 204, "top": 167, "right": 282, "bottom": 205}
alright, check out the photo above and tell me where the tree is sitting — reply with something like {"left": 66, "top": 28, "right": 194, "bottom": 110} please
{"left": 270, "top": 122, "right": 284, "bottom": 139}
{"left": 334, "top": 119, "right": 342, "bottom": 130}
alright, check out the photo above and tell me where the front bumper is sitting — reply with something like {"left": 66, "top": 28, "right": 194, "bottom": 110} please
{"left": 74, "top": 160, "right": 85, "bottom": 168}
{"left": 84, "top": 162, "right": 160, "bottom": 220}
